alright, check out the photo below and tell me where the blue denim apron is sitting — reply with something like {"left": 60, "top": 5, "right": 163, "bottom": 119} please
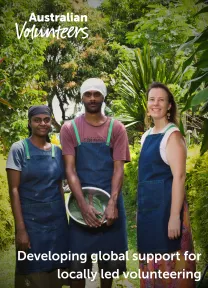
{"left": 16, "top": 139, "right": 69, "bottom": 274}
{"left": 137, "top": 125, "right": 182, "bottom": 253}
{"left": 68, "top": 118, "right": 127, "bottom": 254}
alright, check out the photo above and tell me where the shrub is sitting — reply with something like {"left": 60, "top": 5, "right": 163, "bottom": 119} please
{"left": 123, "top": 144, "right": 140, "bottom": 205}
{"left": 0, "top": 174, "right": 14, "bottom": 250}
{"left": 186, "top": 147, "right": 208, "bottom": 267}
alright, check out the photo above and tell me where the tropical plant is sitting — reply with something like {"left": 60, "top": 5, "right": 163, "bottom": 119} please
{"left": 0, "top": 174, "right": 14, "bottom": 250}
{"left": 111, "top": 45, "right": 183, "bottom": 130}
{"left": 180, "top": 0, "right": 208, "bottom": 154}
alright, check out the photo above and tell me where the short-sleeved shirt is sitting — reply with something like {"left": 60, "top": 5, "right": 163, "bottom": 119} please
{"left": 6, "top": 140, "right": 65, "bottom": 204}
{"left": 60, "top": 115, "right": 130, "bottom": 162}
{"left": 6, "top": 140, "right": 64, "bottom": 173}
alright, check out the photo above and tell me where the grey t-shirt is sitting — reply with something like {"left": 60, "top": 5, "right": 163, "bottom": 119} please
{"left": 6, "top": 139, "right": 65, "bottom": 204}
{"left": 6, "top": 140, "right": 26, "bottom": 171}
{"left": 6, "top": 139, "right": 64, "bottom": 175}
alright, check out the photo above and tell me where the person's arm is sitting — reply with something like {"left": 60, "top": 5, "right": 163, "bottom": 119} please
{"left": 59, "top": 181, "right": 65, "bottom": 200}
{"left": 103, "top": 160, "right": 125, "bottom": 226}
{"left": 7, "top": 169, "right": 31, "bottom": 251}
{"left": 166, "top": 131, "right": 186, "bottom": 240}
{"left": 63, "top": 155, "right": 102, "bottom": 227}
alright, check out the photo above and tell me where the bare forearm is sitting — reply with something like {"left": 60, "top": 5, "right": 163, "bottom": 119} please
{"left": 170, "top": 175, "right": 186, "bottom": 217}
{"left": 110, "top": 166, "right": 124, "bottom": 203}
{"left": 9, "top": 189, "right": 26, "bottom": 231}
{"left": 59, "top": 182, "right": 65, "bottom": 201}
{"left": 66, "top": 169, "right": 86, "bottom": 208}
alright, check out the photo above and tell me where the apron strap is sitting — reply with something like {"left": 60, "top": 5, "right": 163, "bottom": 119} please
{"left": 23, "top": 139, "right": 56, "bottom": 159}
{"left": 23, "top": 139, "right": 30, "bottom": 160}
{"left": 163, "top": 124, "right": 177, "bottom": 134}
{"left": 147, "top": 124, "right": 176, "bottom": 136}
{"left": 147, "top": 128, "right": 152, "bottom": 136}
{"left": 71, "top": 119, "right": 81, "bottom": 146}
{"left": 51, "top": 144, "right": 55, "bottom": 158}
{"left": 106, "top": 118, "right": 114, "bottom": 146}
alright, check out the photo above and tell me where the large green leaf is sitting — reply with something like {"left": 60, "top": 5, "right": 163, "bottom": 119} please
{"left": 194, "top": 6, "right": 208, "bottom": 17}
{"left": 186, "top": 72, "right": 208, "bottom": 98}
{"left": 196, "top": 0, "right": 207, "bottom": 4}
{"left": 191, "top": 87, "right": 208, "bottom": 107}
{"left": 200, "top": 119, "right": 208, "bottom": 155}
{"left": 179, "top": 34, "right": 202, "bottom": 51}
{"left": 201, "top": 101, "right": 208, "bottom": 115}
{"left": 182, "top": 42, "right": 208, "bottom": 71}
{"left": 179, "top": 117, "right": 186, "bottom": 137}
{"left": 179, "top": 28, "right": 208, "bottom": 51}
{"left": 179, "top": 3, "right": 208, "bottom": 155}
{"left": 193, "top": 49, "right": 208, "bottom": 69}
{"left": 182, "top": 95, "right": 195, "bottom": 112}
{"left": 195, "top": 27, "right": 208, "bottom": 43}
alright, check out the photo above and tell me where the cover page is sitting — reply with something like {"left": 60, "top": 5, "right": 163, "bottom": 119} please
{"left": 0, "top": 0, "right": 207, "bottom": 287}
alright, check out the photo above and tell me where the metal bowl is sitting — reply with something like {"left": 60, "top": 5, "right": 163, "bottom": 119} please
{"left": 66, "top": 186, "right": 110, "bottom": 226}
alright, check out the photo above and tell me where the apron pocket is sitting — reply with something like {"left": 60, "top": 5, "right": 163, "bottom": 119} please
{"left": 138, "top": 180, "right": 164, "bottom": 212}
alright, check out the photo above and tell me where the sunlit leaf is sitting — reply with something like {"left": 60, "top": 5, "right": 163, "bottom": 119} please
{"left": 0, "top": 98, "right": 13, "bottom": 108}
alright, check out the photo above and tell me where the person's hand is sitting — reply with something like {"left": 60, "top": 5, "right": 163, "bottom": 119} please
{"left": 16, "top": 228, "right": 31, "bottom": 251}
{"left": 168, "top": 215, "right": 181, "bottom": 239}
{"left": 102, "top": 199, "right": 118, "bottom": 226}
{"left": 80, "top": 203, "right": 102, "bottom": 228}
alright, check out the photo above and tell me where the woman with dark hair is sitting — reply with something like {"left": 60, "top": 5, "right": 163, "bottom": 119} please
{"left": 137, "top": 83, "right": 196, "bottom": 287}
{"left": 6, "top": 105, "right": 69, "bottom": 288}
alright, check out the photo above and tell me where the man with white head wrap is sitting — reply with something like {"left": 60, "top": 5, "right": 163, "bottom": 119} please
{"left": 77, "top": 78, "right": 107, "bottom": 116}
{"left": 60, "top": 78, "right": 130, "bottom": 288}
{"left": 80, "top": 78, "right": 107, "bottom": 97}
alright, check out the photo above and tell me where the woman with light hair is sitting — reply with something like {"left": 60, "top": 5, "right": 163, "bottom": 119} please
{"left": 137, "top": 82, "right": 196, "bottom": 287}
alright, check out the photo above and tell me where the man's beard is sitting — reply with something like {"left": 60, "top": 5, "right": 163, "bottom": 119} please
{"left": 83, "top": 101, "right": 103, "bottom": 114}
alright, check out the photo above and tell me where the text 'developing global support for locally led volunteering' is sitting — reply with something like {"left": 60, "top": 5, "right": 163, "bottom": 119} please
{"left": 18, "top": 250, "right": 201, "bottom": 281}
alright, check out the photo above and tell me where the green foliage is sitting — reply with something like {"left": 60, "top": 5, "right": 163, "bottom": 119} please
{"left": 126, "top": 1, "right": 205, "bottom": 60}
{"left": 0, "top": 174, "right": 14, "bottom": 250}
{"left": 39, "top": 1, "right": 119, "bottom": 125}
{"left": 99, "top": 0, "right": 151, "bottom": 44}
{"left": 0, "top": 1, "right": 49, "bottom": 153}
{"left": 123, "top": 144, "right": 140, "bottom": 205}
{"left": 0, "top": 244, "right": 15, "bottom": 288}
{"left": 181, "top": 27, "right": 208, "bottom": 103}
{"left": 186, "top": 144, "right": 200, "bottom": 173}
{"left": 186, "top": 148, "right": 208, "bottom": 267}
{"left": 112, "top": 45, "right": 182, "bottom": 130}
{"left": 180, "top": 7, "right": 208, "bottom": 154}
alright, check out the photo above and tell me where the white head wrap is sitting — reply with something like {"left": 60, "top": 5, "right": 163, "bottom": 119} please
{"left": 80, "top": 78, "right": 107, "bottom": 98}
{"left": 76, "top": 78, "right": 107, "bottom": 117}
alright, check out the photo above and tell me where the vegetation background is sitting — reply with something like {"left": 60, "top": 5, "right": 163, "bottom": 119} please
{"left": 0, "top": 0, "right": 208, "bottom": 287}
